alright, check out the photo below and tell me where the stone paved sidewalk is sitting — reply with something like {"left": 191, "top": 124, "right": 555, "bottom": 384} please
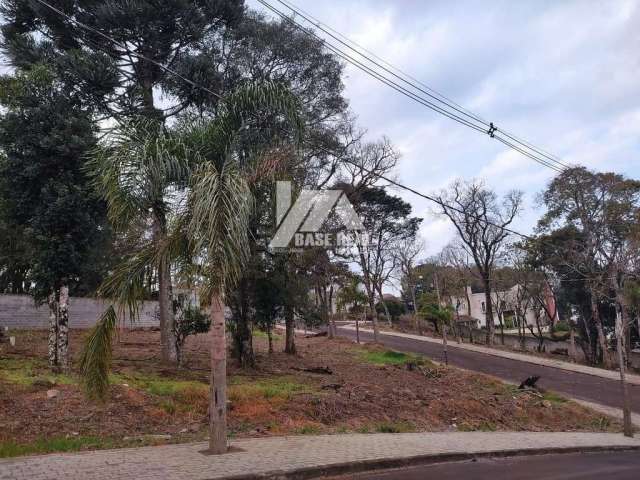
{"left": 339, "top": 325, "right": 640, "bottom": 386}
{"left": 2, "top": 432, "right": 640, "bottom": 480}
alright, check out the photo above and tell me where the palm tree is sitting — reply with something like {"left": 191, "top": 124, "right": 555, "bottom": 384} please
{"left": 88, "top": 121, "right": 191, "bottom": 364}
{"left": 184, "top": 82, "right": 302, "bottom": 454}
{"left": 81, "top": 82, "right": 303, "bottom": 454}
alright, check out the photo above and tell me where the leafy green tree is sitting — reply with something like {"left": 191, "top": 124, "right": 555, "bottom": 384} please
{"left": 253, "top": 273, "right": 284, "bottom": 354}
{"left": 174, "top": 303, "right": 210, "bottom": 366}
{"left": 1, "top": 0, "right": 244, "bottom": 121}
{"left": 208, "top": 10, "right": 349, "bottom": 359}
{"left": 337, "top": 275, "right": 368, "bottom": 314}
{"left": 0, "top": 65, "right": 108, "bottom": 370}
{"left": 417, "top": 292, "right": 451, "bottom": 333}
{"left": 375, "top": 298, "right": 406, "bottom": 323}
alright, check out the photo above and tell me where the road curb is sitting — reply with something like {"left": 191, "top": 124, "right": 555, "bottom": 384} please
{"left": 212, "top": 444, "right": 640, "bottom": 480}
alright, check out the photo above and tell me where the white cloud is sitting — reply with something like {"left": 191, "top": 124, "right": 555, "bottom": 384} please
{"left": 254, "top": 0, "right": 640, "bottom": 255}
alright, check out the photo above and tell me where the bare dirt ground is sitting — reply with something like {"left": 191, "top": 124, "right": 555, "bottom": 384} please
{"left": 0, "top": 328, "right": 621, "bottom": 457}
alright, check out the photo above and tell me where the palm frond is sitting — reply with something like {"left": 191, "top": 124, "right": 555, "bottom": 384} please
{"left": 87, "top": 119, "right": 192, "bottom": 232}
{"left": 79, "top": 306, "right": 117, "bottom": 401}
{"left": 188, "top": 161, "right": 253, "bottom": 295}
{"left": 97, "top": 243, "right": 156, "bottom": 321}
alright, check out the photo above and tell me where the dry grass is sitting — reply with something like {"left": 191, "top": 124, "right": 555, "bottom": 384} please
{"left": 0, "top": 328, "right": 625, "bottom": 458}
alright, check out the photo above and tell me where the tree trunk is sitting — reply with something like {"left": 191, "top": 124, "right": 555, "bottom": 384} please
{"left": 368, "top": 296, "right": 379, "bottom": 342}
{"left": 536, "top": 320, "right": 545, "bottom": 352}
{"left": 382, "top": 300, "right": 392, "bottom": 327}
{"left": 356, "top": 311, "right": 361, "bottom": 344}
{"left": 615, "top": 307, "right": 633, "bottom": 437}
{"left": 441, "top": 321, "right": 448, "bottom": 365}
{"left": 569, "top": 328, "right": 577, "bottom": 363}
{"left": 411, "top": 285, "right": 421, "bottom": 335}
{"left": 267, "top": 325, "right": 274, "bottom": 354}
{"left": 158, "top": 257, "right": 177, "bottom": 363}
{"left": 57, "top": 285, "right": 70, "bottom": 372}
{"left": 47, "top": 292, "right": 58, "bottom": 368}
{"left": 580, "top": 311, "right": 595, "bottom": 364}
{"left": 284, "top": 304, "right": 296, "bottom": 354}
{"left": 453, "top": 302, "right": 462, "bottom": 344}
{"left": 376, "top": 284, "right": 391, "bottom": 326}
{"left": 233, "top": 279, "right": 255, "bottom": 368}
{"left": 483, "top": 283, "right": 495, "bottom": 345}
{"left": 208, "top": 293, "right": 228, "bottom": 454}
{"left": 592, "top": 297, "right": 612, "bottom": 368}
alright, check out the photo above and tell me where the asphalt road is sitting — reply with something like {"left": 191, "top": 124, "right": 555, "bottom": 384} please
{"left": 335, "top": 451, "right": 640, "bottom": 480}
{"left": 337, "top": 327, "right": 640, "bottom": 413}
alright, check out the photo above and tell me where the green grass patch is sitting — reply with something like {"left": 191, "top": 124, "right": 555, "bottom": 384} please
{"left": 591, "top": 416, "right": 612, "bottom": 430}
{"left": 110, "top": 371, "right": 207, "bottom": 397}
{"left": 229, "top": 377, "right": 314, "bottom": 401}
{"left": 253, "top": 330, "right": 282, "bottom": 340}
{"left": 373, "top": 421, "right": 415, "bottom": 433}
{"left": 543, "top": 391, "right": 568, "bottom": 404}
{"left": 357, "top": 349, "right": 434, "bottom": 367}
{"left": 295, "top": 425, "right": 321, "bottom": 435}
{"left": 0, "top": 433, "right": 182, "bottom": 459}
{"left": 0, "top": 436, "right": 120, "bottom": 458}
{"left": 0, "top": 357, "right": 76, "bottom": 387}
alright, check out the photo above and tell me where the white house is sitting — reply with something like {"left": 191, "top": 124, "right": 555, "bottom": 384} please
{"left": 450, "top": 285, "right": 558, "bottom": 329}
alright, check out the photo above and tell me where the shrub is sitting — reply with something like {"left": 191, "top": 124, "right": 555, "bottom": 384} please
{"left": 174, "top": 305, "right": 210, "bottom": 365}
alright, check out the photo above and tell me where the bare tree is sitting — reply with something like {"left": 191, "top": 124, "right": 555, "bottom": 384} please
{"left": 436, "top": 180, "right": 523, "bottom": 345}
{"left": 340, "top": 136, "right": 399, "bottom": 191}
{"left": 441, "top": 241, "right": 476, "bottom": 342}
{"left": 395, "top": 237, "right": 426, "bottom": 333}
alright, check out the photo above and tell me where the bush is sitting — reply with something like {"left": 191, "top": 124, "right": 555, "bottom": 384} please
{"left": 375, "top": 299, "right": 406, "bottom": 322}
{"left": 174, "top": 305, "right": 210, "bottom": 365}
{"left": 553, "top": 321, "right": 570, "bottom": 333}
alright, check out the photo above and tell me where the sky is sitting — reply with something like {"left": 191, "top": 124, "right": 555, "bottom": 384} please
{"left": 249, "top": 0, "right": 640, "bottom": 258}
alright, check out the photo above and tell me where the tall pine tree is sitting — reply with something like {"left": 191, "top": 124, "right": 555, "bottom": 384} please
{"left": 0, "top": 65, "right": 107, "bottom": 371}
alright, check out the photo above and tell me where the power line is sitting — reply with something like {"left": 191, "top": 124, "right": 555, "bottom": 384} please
{"left": 276, "top": 0, "right": 491, "bottom": 127}
{"left": 32, "top": 0, "right": 562, "bottom": 175}
{"left": 30, "top": 0, "right": 629, "bottom": 282}
{"left": 265, "top": 0, "right": 570, "bottom": 172}
{"left": 256, "top": 0, "right": 490, "bottom": 137}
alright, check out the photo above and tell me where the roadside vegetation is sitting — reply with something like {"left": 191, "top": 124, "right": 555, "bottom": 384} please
{"left": 0, "top": 329, "right": 623, "bottom": 458}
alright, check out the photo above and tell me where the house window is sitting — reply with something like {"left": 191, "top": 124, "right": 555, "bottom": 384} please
{"left": 481, "top": 301, "right": 486, "bottom": 313}
{"left": 500, "top": 300, "right": 506, "bottom": 311}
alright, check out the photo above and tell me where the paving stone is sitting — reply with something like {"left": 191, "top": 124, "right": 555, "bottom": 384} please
{"left": 2, "top": 432, "right": 640, "bottom": 480}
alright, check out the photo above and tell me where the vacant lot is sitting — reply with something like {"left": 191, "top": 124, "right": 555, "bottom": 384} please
{"left": 0, "top": 328, "right": 621, "bottom": 458}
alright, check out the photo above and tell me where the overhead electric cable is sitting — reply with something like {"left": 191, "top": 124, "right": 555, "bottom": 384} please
{"left": 268, "top": 0, "right": 571, "bottom": 172}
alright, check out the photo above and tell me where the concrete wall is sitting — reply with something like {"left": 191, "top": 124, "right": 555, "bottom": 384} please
{"left": 0, "top": 294, "right": 160, "bottom": 330}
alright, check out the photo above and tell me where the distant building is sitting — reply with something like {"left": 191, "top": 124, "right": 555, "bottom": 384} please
{"left": 450, "top": 284, "right": 558, "bottom": 329}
